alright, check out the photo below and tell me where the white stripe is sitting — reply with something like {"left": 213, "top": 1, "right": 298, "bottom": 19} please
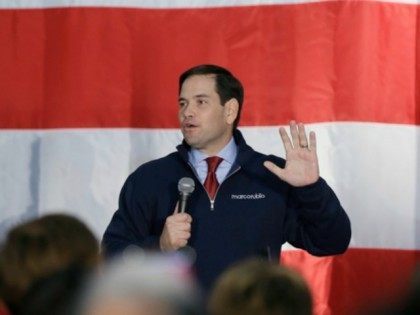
{"left": 0, "top": 123, "right": 418, "bottom": 250}
{"left": 1, "top": 0, "right": 419, "bottom": 9}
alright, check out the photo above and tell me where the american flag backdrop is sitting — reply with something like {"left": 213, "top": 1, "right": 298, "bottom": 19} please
{"left": 0, "top": 1, "right": 419, "bottom": 314}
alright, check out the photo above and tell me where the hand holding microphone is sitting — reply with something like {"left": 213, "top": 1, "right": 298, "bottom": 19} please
{"left": 159, "top": 178, "right": 195, "bottom": 251}
{"left": 178, "top": 177, "right": 195, "bottom": 213}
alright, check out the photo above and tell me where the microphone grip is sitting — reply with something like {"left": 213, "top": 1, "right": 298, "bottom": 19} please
{"left": 179, "top": 193, "right": 188, "bottom": 213}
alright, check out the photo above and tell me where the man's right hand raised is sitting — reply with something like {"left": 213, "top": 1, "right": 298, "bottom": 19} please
{"left": 159, "top": 204, "right": 192, "bottom": 251}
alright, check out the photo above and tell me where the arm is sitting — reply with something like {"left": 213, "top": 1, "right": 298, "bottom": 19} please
{"left": 101, "top": 173, "right": 160, "bottom": 257}
{"left": 264, "top": 121, "right": 351, "bottom": 255}
{"left": 284, "top": 178, "right": 351, "bottom": 255}
{"left": 102, "top": 171, "right": 192, "bottom": 257}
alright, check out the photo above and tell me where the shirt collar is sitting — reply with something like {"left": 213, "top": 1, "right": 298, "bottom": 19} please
{"left": 189, "top": 137, "right": 238, "bottom": 166}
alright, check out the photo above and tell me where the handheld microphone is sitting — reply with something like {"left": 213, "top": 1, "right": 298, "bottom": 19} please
{"left": 178, "top": 177, "right": 195, "bottom": 213}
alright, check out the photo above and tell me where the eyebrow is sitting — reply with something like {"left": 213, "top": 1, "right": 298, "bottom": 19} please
{"left": 178, "top": 94, "right": 210, "bottom": 102}
{"left": 193, "top": 94, "right": 210, "bottom": 99}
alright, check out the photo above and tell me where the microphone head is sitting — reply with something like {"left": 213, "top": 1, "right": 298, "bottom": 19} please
{"left": 178, "top": 177, "right": 195, "bottom": 195}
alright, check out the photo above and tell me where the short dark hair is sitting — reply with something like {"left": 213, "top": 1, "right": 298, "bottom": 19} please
{"left": 179, "top": 64, "right": 244, "bottom": 129}
{"left": 208, "top": 259, "right": 312, "bottom": 315}
{"left": 0, "top": 213, "right": 99, "bottom": 312}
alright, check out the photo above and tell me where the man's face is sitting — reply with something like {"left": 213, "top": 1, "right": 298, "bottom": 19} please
{"left": 178, "top": 74, "right": 237, "bottom": 155}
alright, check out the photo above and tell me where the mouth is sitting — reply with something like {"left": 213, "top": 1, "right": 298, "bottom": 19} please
{"left": 182, "top": 122, "right": 198, "bottom": 130}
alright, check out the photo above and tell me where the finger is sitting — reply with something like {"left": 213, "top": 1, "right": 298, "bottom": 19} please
{"left": 279, "top": 127, "right": 293, "bottom": 151}
{"left": 309, "top": 131, "right": 317, "bottom": 151}
{"left": 289, "top": 121, "right": 299, "bottom": 148}
{"left": 167, "top": 220, "right": 190, "bottom": 231}
{"left": 167, "top": 218, "right": 185, "bottom": 228}
{"left": 181, "top": 225, "right": 191, "bottom": 233}
{"left": 172, "top": 232, "right": 191, "bottom": 247}
{"left": 172, "top": 213, "right": 192, "bottom": 223}
{"left": 184, "top": 214, "right": 192, "bottom": 223}
{"left": 173, "top": 202, "right": 179, "bottom": 214}
{"left": 179, "top": 231, "right": 191, "bottom": 239}
{"left": 177, "top": 239, "right": 188, "bottom": 248}
{"left": 170, "top": 230, "right": 191, "bottom": 242}
{"left": 263, "top": 161, "right": 287, "bottom": 181}
{"left": 176, "top": 222, "right": 191, "bottom": 232}
{"left": 298, "top": 123, "right": 308, "bottom": 148}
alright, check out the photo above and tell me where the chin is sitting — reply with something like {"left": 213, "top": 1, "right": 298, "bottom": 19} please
{"left": 185, "top": 139, "right": 204, "bottom": 150}
{"left": 184, "top": 137, "right": 196, "bottom": 147}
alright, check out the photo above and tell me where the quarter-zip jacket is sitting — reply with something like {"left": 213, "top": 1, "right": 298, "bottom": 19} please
{"left": 102, "top": 130, "right": 351, "bottom": 291}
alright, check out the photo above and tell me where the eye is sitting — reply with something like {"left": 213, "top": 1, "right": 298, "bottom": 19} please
{"left": 197, "top": 99, "right": 207, "bottom": 105}
{"left": 179, "top": 101, "right": 187, "bottom": 107}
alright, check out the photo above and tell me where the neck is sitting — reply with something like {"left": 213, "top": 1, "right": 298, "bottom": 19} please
{"left": 200, "top": 133, "right": 233, "bottom": 156}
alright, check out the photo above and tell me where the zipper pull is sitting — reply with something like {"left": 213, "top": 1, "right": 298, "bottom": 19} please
{"left": 210, "top": 199, "right": 215, "bottom": 211}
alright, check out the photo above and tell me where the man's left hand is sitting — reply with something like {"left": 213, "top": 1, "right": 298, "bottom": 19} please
{"left": 264, "top": 121, "right": 319, "bottom": 187}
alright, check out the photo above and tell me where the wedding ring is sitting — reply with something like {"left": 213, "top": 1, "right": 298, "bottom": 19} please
{"left": 300, "top": 144, "right": 308, "bottom": 148}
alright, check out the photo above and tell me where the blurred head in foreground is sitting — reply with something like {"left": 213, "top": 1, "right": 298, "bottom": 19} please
{"left": 79, "top": 249, "right": 202, "bottom": 315}
{"left": 0, "top": 213, "right": 99, "bottom": 313}
{"left": 208, "top": 259, "right": 312, "bottom": 315}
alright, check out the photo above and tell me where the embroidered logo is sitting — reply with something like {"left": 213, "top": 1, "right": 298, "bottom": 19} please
{"left": 231, "top": 193, "right": 266, "bottom": 200}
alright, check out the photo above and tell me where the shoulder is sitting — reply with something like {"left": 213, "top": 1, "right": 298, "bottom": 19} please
{"left": 117, "top": 152, "right": 188, "bottom": 201}
{"left": 235, "top": 129, "right": 286, "bottom": 169}
{"left": 235, "top": 148, "right": 290, "bottom": 192}
{"left": 240, "top": 147, "right": 286, "bottom": 171}
{"left": 122, "top": 152, "right": 188, "bottom": 186}
{"left": 130, "top": 152, "right": 186, "bottom": 177}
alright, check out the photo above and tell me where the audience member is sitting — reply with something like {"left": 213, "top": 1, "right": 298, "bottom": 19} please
{"left": 78, "top": 249, "right": 203, "bottom": 315}
{"left": 17, "top": 264, "right": 90, "bottom": 315}
{"left": 0, "top": 300, "right": 10, "bottom": 315}
{"left": 400, "top": 266, "right": 420, "bottom": 314}
{"left": 364, "top": 266, "right": 420, "bottom": 315}
{"left": 208, "top": 259, "right": 312, "bottom": 315}
{"left": 0, "top": 213, "right": 100, "bottom": 314}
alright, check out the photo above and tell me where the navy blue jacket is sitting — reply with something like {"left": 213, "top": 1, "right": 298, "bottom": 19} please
{"left": 102, "top": 130, "right": 351, "bottom": 291}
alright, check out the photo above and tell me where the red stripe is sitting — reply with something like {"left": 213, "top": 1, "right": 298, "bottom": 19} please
{"left": 0, "top": 2, "right": 418, "bottom": 128}
{"left": 282, "top": 248, "right": 420, "bottom": 315}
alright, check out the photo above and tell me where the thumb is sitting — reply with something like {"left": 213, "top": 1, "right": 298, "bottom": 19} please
{"left": 173, "top": 202, "right": 179, "bottom": 215}
{"left": 263, "top": 161, "right": 287, "bottom": 180}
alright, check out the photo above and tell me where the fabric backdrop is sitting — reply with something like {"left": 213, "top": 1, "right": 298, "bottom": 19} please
{"left": 0, "top": 0, "right": 419, "bottom": 314}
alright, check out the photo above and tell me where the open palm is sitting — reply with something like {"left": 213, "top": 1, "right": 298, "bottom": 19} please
{"left": 264, "top": 121, "right": 319, "bottom": 187}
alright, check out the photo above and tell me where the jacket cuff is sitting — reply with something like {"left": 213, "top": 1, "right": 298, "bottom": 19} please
{"left": 291, "top": 178, "right": 328, "bottom": 206}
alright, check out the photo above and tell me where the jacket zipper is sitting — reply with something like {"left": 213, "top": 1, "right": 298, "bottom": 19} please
{"left": 187, "top": 163, "right": 242, "bottom": 211}
{"left": 209, "top": 166, "right": 241, "bottom": 211}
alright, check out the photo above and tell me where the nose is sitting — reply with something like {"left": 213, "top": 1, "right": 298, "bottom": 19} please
{"left": 181, "top": 103, "right": 194, "bottom": 118}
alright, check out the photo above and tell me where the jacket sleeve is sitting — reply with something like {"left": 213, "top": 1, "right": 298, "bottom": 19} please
{"left": 101, "top": 172, "right": 161, "bottom": 258}
{"left": 283, "top": 177, "right": 351, "bottom": 256}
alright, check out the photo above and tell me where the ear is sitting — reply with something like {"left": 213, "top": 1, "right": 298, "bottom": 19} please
{"left": 224, "top": 98, "right": 239, "bottom": 125}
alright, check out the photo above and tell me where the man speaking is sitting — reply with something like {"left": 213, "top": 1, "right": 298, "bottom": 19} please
{"left": 102, "top": 64, "right": 351, "bottom": 291}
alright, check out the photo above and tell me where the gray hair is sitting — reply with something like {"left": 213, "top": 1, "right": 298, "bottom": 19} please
{"left": 78, "top": 249, "right": 202, "bottom": 315}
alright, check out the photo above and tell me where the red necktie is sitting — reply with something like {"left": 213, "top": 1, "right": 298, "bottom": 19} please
{"left": 204, "top": 156, "right": 223, "bottom": 199}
